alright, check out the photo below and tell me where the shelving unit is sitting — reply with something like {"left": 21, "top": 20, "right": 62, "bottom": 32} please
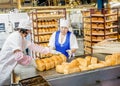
{"left": 30, "top": 8, "right": 66, "bottom": 58}
{"left": 82, "top": 8, "right": 119, "bottom": 54}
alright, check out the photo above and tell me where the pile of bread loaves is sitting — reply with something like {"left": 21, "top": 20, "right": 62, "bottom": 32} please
{"left": 56, "top": 53, "right": 120, "bottom": 74}
{"left": 35, "top": 54, "right": 66, "bottom": 71}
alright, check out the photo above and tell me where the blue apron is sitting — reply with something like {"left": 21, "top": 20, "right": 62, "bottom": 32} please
{"left": 55, "top": 31, "right": 71, "bottom": 58}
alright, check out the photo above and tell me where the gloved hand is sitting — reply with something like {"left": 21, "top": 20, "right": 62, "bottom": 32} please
{"left": 14, "top": 52, "right": 32, "bottom": 66}
{"left": 50, "top": 50, "right": 61, "bottom": 54}
{"left": 66, "top": 50, "right": 72, "bottom": 59}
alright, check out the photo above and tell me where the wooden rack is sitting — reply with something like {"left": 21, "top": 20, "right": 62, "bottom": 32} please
{"left": 30, "top": 8, "right": 66, "bottom": 58}
{"left": 82, "top": 8, "right": 120, "bottom": 54}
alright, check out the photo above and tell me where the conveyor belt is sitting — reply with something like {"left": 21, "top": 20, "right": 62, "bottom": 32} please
{"left": 17, "top": 64, "right": 120, "bottom": 86}
{"left": 14, "top": 54, "right": 120, "bottom": 86}
{"left": 47, "top": 65, "right": 120, "bottom": 86}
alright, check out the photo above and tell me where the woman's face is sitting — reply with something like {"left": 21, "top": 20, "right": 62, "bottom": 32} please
{"left": 24, "top": 30, "right": 31, "bottom": 37}
{"left": 60, "top": 27, "right": 68, "bottom": 35}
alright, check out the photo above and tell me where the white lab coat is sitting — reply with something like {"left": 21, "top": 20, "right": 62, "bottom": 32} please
{"left": 0, "top": 31, "right": 31, "bottom": 85}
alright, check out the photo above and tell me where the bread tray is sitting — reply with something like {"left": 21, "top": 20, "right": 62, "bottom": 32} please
{"left": 19, "top": 75, "right": 51, "bottom": 86}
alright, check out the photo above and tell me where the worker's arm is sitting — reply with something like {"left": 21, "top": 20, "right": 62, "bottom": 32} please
{"left": 28, "top": 43, "right": 51, "bottom": 54}
{"left": 14, "top": 50, "right": 35, "bottom": 66}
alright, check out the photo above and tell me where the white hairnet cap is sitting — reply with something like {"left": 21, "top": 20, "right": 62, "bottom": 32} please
{"left": 17, "top": 20, "right": 32, "bottom": 30}
{"left": 60, "top": 19, "right": 69, "bottom": 28}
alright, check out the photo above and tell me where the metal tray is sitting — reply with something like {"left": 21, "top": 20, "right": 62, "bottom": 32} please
{"left": 19, "top": 75, "right": 51, "bottom": 86}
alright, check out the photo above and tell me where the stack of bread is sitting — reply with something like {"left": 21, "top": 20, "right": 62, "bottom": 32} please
{"left": 35, "top": 54, "right": 66, "bottom": 71}
{"left": 105, "top": 53, "right": 120, "bottom": 66}
{"left": 36, "top": 53, "right": 120, "bottom": 74}
{"left": 82, "top": 11, "right": 90, "bottom": 17}
{"left": 56, "top": 53, "right": 120, "bottom": 74}
{"left": 56, "top": 60, "right": 80, "bottom": 74}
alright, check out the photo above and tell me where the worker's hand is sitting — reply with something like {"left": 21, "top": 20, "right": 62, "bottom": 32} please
{"left": 66, "top": 50, "right": 72, "bottom": 59}
{"left": 50, "top": 50, "right": 61, "bottom": 54}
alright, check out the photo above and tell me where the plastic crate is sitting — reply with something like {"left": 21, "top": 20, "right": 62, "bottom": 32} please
{"left": 19, "top": 75, "right": 51, "bottom": 86}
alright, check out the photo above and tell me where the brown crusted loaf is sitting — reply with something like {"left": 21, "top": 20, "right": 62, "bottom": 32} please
{"left": 56, "top": 62, "right": 69, "bottom": 74}
{"left": 64, "top": 67, "right": 80, "bottom": 74}
{"left": 56, "top": 65, "right": 64, "bottom": 74}
{"left": 35, "top": 58, "right": 46, "bottom": 71}
{"left": 76, "top": 58, "right": 88, "bottom": 67}
{"left": 90, "top": 57, "right": 98, "bottom": 64}
{"left": 56, "top": 62, "right": 80, "bottom": 74}
{"left": 42, "top": 58, "right": 51, "bottom": 70}
{"left": 36, "top": 54, "right": 67, "bottom": 71}
{"left": 85, "top": 56, "right": 92, "bottom": 66}
{"left": 59, "top": 54, "right": 67, "bottom": 62}
{"left": 51, "top": 55, "right": 60, "bottom": 66}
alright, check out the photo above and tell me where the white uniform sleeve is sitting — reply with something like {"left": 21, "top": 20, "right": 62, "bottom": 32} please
{"left": 28, "top": 43, "right": 50, "bottom": 54}
{"left": 48, "top": 32, "right": 56, "bottom": 48}
{"left": 8, "top": 32, "right": 31, "bottom": 52}
{"left": 7, "top": 32, "right": 22, "bottom": 52}
{"left": 23, "top": 39, "right": 32, "bottom": 49}
{"left": 70, "top": 33, "right": 79, "bottom": 49}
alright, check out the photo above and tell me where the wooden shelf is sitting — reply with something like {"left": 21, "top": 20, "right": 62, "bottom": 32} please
{"left": 31, "top": 8, "right": 66, "bottom": 58}
{"left": 0, "top": 0, "right": 17, "bottom": 8}
{"left": 83, "top": 8, "right": 119, "bottom": 54}
{"left": 91, "top": 13, "right": 117, "bottom": 17}
{"left": 106, "top": 25, "right": 118, "bottom": 29}
{"left": 86, "top": 32, "right": 118, "bottom": 36}
{"left": 34, "top": 24, "right": 58, "bottom": 28}
{"left": 91, "top": 21, "right": 104, "bottom": 23}
{"left": 106, "top": 19, "right": 118, "bottom": 23}
{"left": 34, "top": 32, "right": 54, "bottom": 35}
{"left": 33, "top": 15, "right": 65, "bottom": 19}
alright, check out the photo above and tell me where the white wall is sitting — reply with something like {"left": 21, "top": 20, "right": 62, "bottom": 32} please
{"left": 0, "top": 13, "right": 29, "bottom": 49}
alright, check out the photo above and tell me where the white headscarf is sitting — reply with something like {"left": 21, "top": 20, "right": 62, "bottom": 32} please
{"left": 17, "top": 20, "right": 32, "bottom": 30}
{"left": 60, "top": 19, "right": 69, "bottom": 28}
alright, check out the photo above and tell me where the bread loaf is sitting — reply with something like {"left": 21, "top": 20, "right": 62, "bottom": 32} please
{"left": 112, "top": 53, "right": 120, "bottom": 65}
{"left": 76, "top": 58, "right": 88, "bottom": 67}
{"left": 42, "top": 58, "right": 51, "bottom": 70}
{"left": 59, "top": 54, "right": 67, "bottom": 62}
{"left": 64, "top": 67, "right": 80, "bottom": 74}
{"left": 56, "top": 55, "right": 63, "bottom": 64}
{"left": 88, "top": 63, "right": 105, "bottom": 69}
{"left": 51, "top": 55, "right": 60, "bottom": 66}
{"left": 85, "top": 56, "right": 92, "bottom": 65}
{"left": 105, "top": 55, "right": 113, "bottom": 66}
{"left": 79, "top": 66, "right": 90, "bottom": 71}
{"left": 56, "top": 65, "right": 64, "bottom": 73}
{"left": 70, "top": 59, "right": 79, "bottom": 67}
{"left": 91, "top": 57, "right": 98, "bottom": 64}
{"left": 35, "top": 58, "right": 46, "bottom": 71}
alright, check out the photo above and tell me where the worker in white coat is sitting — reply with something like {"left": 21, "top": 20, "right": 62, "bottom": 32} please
{"left": 48, "top": 19, "right": 78, "bottom": 61}
{"left": 0, "top": 20, "right": 54, "bottom": 85}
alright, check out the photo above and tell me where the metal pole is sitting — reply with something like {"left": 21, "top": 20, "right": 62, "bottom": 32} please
{"left": 97, "top": 0, "right": 104, "bottom": 10}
